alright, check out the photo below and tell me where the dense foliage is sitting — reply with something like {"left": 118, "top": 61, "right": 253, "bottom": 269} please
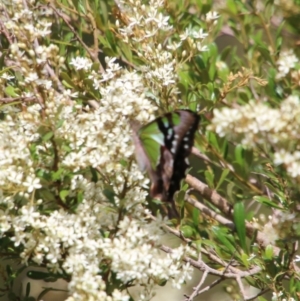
{"left": 0, "top": 0, "right": 300, "bottom": 300}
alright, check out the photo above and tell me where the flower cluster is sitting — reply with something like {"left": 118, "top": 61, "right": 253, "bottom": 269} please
{"left": 210, "top": 95, "right": 300, "bottom": 179}
{"left": 0, "top": 0, "right": 201, "bottom": 300}
{"left": 261, "top": 210, "right": 297, "bottom": 245}
{"left": 116, "top": 0, "right": 212, "bottom": 103}
{"left": 101, "top": 217, "right": 193, "bottom": 290}
{"left": 272, "top": 291, "right": 296, "bottom": 301}
{"left": 276, "top": 49, "right": 299, "bottom": 80}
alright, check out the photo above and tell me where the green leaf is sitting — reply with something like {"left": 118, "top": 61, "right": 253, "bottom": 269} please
{"left": 0, "top": 66, "right": 13, "bottom": 75}
{"left": 98, "top": 35, "right": 109, "bottom": 48}
{"left": 61, "top": 72, "right": 76, "bottom": 88}
{"left": 206, "top": 82, "right": 215, "bottom": 96}
{"left": 258, "top": 297, "right": 268, "bottom": 301}
{"left": 119, "top": 41, "right": 132, "bottom": 62}
{"left": 276, "top": 20, "right": 285, "bottom": 38}
{"left": 193, "top": 240, "right": 202, "bottom": 254}
{"left": 90, "top": 167, "right": 98, "bottom": 182}
{"left": 99, "top": 0, "right": 108, "bottom": 25}
{"left": 226, "top": 0, "right": 238, "bottom": 14}
{"left": 195, "top": 55, "right": 206, "bottom": 70}
{"left": 226, "top": 182, "right": 235, "bottom": 202}
{"left": 59, "top": 190, "right": 69, "bottom": 202}
{"left": 71, "top": 0, "right": 79, "bottom": 9}
{"left": 235, "top": 144, "right": 245, "bottom": 166}
{"left": 77, "top": 191, "right": 84, "bottom": 204}
{"left": 290, "top": 276, "right": 300, "bottom": 294}
{"left": 181, "top": 225, "right": 194, "bottom": 238}
{"left": 257, "top": 46, "right": 272, "bottom": 62}
{"left": 0, "top": 101, "right": 21, "bottom": 110}
{"left": 239, "top": 91, "right": 250, "bottom": 103}
{"left": 233, "top": 202, "right": 248, "bottom": 253}
{"left": 204, "top": 169, "right": 215, "bottom": 188}
{"left": 208, "top": 62, "right": 216, "bottom": 81}
{"left": 105, "top": 30, "right": 117, "bottom": 53}
{"left": 38, "top": 189, "right": 56, "bottom": 202}
{"left": 240, "top": 252, "right": 250, "bottom": 268}
{"left": 221, "top": 139, "right": 228, "bottom": 158}
{"left": 27, "top": 270, "right": 49, "bottom": 280}
{"left": 156, "top": 278, "right": 167, "bottom": 286}
{"left": 56, "top": 119, "right": 64, "bottom": 129}
{"left": 207, "top": 132, "right": 220, "bottom": 152}
{"left": 277, "top": 250, "right": 290, "bottom": 269}
{"left": 253, "top": 196, "right": 283, "bottom": 209}
{"left": 51, "top": 169, "right": 64, "bottom": 181}
{"left": 94, "top": 11, "right": 104, "bottom": 30}
{"left": 212, "top": 226, "right": 236, "bottom": 254}
{"left": 42, "top": 131, "right": 54, "bottom": 142}
{"left": 201, "top": 239, "right": 216, "bottom": 249}
{"left": 264, "top": 245, "right": 273, "bottom": 260}
{"left": 264, "top": 182, "right": 284, "bottom": 198}
{"left": 103, "top": 188, "right": 116, "bottom": 205}
{"left": 198, "top": 2, "right": 211, "bottom": 14}
{"left": 192, "top": 208, "right": 200, "bottom": 226}
{"left": 216, "top": 168, "right": 230, "bottom": 190}
{"left": 4, "top": 85, "right": 19, "bottom": 97}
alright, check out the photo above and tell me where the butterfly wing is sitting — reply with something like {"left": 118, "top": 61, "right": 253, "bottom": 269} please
{"left": 131, "top": 119, "right": 165, "bottom": 200}
{"left": 139, "top": 120, "right": 165, "bottom": 171}
{"left": 155, "top": 110, "right": 200, "bottom": 198}
{"left": 167, "top": 110, "right": 200, "bottom": 200}
{"left": 131, "top": 110, "right": 200, "bottom": 218}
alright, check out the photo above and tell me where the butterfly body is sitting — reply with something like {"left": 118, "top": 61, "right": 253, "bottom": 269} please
{"left": 132, "top": 110, "right": 200, "bottom": 217}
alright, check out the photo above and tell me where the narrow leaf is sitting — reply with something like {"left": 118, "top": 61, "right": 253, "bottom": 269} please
{"left": 192, "top": 208, "right": 200, "bottom": 226}
{"left": 204, "top": 169, "right": 215, "bottom": 188}
{"left": 235, "top": 144, "right": 245, "bottom": 166}
{"left": 27, "top": 270, "right": 49, "bottom": 280}
{"left": 253, "top": 196, "right": 283, "bottom": 209}
{"left": 216, "top": 168, "right": 230, "bottom": 190}
{"left": 61, "top": 72, "right": 76, "bottom": 88}
{"left": 233, "top": 202, "right": 248, "bottom": 253}
{"left": 212, "top": 226, "right": 236, "bottom": 254}
{"left": 42, "top": 131, "right": 54, "bottom": 142}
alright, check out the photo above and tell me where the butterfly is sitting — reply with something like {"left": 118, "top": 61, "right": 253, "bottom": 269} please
{"left": 131, "top": 109, "right": 200, "bottom": 218}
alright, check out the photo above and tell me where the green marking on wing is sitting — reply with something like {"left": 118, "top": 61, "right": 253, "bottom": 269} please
{"left": 159, "top": 113, "right": 181, "bottom": 128}
{"left": 169, "top": 112, "right": 181, "bottom": 126}
{"left": 139, "top": 120, "right": 164, "bottom": 171}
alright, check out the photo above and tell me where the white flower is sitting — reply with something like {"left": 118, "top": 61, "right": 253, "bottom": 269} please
{"left": 1, "top": 72, "right": 15, "bottom": 80}
{"left": 0, "top": 1, "right": 215, "bottom": 299}
{"left": 272, "top": 291, "right": 284, "bottom": 301}
{"left": 69, "top": 57, "right": 92, "bottom": 71}
{"left": 25, "top": 72, "right": 39, "bottom": 83}
{"left": 196, "top": 41, "right": 208, "bottom": 52}
{"left": 63, "top": 89, "right": 79, "bottom": 98}
{"left": 20, "top": 206, "right": 41, "bottom": 225}
{"left": 23, "top": 175, "right": 42, "bottom": 192}
{"left": 294, "top": 255, "right": 300, "bottom": 263}
{"left": 276, "top": 49, "right": 299, "bottom": 79}
{"left": 206, "top": 11, "right": 219, "bottom": 21}
{"left": 192, "top": 28, "right": 209, "bottom": 39}
{"left": 166, "top": 41, "right": 182, "bottom": 50}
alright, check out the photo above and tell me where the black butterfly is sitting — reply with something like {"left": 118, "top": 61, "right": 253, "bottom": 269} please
{"left": 132, "top": 110, "right": 200, "bottom": 218}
